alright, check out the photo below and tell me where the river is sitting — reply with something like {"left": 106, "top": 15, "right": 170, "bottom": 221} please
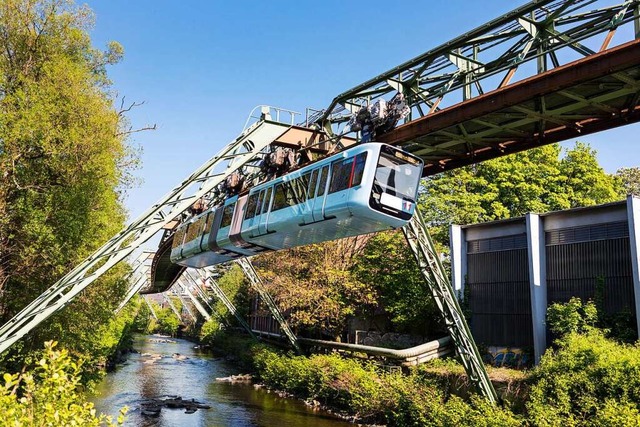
{"left": 92, "top": 334, "right": 353, "bottom": 426}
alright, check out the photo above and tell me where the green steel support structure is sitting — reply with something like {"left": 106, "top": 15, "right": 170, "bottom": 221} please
{"left": 194, "top": 267, "right": 258, "bottom": 340}
{"left": 0, "top": 113, "right": 296, "bottom": 354}
{"left": 236, "top": 258, "right": 302, "bottom": 354}
{"left": 403, "top": 208, "right": 498, "bottom": 403}
{"left": 163, "top": 293, "right": 183, "bottom": 321}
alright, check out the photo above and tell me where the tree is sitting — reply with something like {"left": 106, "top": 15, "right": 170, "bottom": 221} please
{"left": 420, "top": 142, "right": 623, "bottom": 246}
{"left": 0, "top": 0, "right": 140, "bottom": 360}
{"left": 0, "top": 341, "right": 126, "bottom": 425}
{"left": 560, "top": 142, "right": 623, "bottom": 207}
{"left": 353, "top": 230, "right": 443, "bottom": 337}
{"left": 255, "top": 236, "right": 377, "bottom": 338}
{"left": 616, "top": 167, "right": 640, "bottom": 196}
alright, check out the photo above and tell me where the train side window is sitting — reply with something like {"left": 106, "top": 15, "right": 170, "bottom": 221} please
{"left": 272, "top": 183, "right": 288, "bottom": 212}
{"left": 171, "top": 227, "right": 186, "bottom": 249}
{"left": 351, "top": 153, "right": 367, "bottom": 186}
{"left": 221, "top": 203, "right": 235, "bottom": 228}
{"left": 185, "top": 218, "right": 203, "bottom": 242}
{"left": 317, "top": 166, "right": 329, "bottom": 197}
{"left": 308, "top": 169, "right": 318, "bottom": 199}
{"left": 244, "top": 193, "right": 259, "bottom": 220}
{"left": 290, "top": 176, "right": 307, "bottom": 204}
{"left": 255, "top": 190, "right": 265, "bottom": 216}
{"left": 300, "top": 173, "right": 310, "bottom": 200}
{"left": 204, "top": 211, "right": 214, "bottom": 233}
{"left": 262, "top": 187, "right": 273, "bottom": 214}
{"left": 329, "top": 158, "right": 353, "bottom": 194}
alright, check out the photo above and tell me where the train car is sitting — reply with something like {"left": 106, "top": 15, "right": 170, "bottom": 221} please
{"left": 171, "top": 143, "right": 423, "bottom": 267}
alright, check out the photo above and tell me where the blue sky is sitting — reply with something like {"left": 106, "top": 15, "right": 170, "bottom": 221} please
{"left": 86, "top": 1, "right": 640, "bottom": 221}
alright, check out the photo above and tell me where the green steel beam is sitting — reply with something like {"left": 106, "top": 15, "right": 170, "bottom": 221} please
{"left": 403, "top": 208, "right": 499, "bottom": 403}
{"left": 320, "top": 0, "right": 640, "bottom": 132}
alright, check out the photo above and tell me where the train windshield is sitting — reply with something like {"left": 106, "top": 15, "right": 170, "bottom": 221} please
{"left": 374, "top": 147, "right": 422, "bottom": 200}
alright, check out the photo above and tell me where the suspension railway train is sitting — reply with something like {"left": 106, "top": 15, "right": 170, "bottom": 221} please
{"left": 170, "top": 143, "right": 423, "bottom": 268}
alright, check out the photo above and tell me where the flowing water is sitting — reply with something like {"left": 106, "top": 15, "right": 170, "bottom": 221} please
{"left": 93, "top": 335, "right": 353, "bottom": 427}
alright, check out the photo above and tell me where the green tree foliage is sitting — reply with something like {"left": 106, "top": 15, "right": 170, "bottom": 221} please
{"left": 199, "top": 318, "right": 222, "bottom": 347}
{"left": 216, "top": 265, "right": 250, "bottom": 321}
{"left": 147, "top": 304, "right": 180, "bottom": 337}
{"left": 0, "top": 0, "right": 139, "bottom": 359}
{"left": 547, "top": 297, "right": 598, "bottom": 337}
{"left": 353, "top": 230, "right": 443, "bottom": 336}
{"left": 251, "top": 344, "right": 521, "bottom": 426}
{"left": 255, "top": 236, "right": 377, "bottom": 338}
{"left": 616, "top": 167, "right": 640, "bottom": 196}
{"left": 559, "top": 142, "right": 622, "bottom": 207}
{"left": 0, "top": 341, "right": 126, "bottom": 426}
{"left": 420, "top": 143, "right": 623, "bottom": 245}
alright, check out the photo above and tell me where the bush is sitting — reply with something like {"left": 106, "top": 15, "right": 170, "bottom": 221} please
{"left": 527, "top": 329, "right": 640, "bottom": 426}
{"left": 0, "top": 341, "right": 126, "bottom": 426}
{"left": 251, "top": 345, "right": 521, "bottom": 425}
{"left": 547, "top": 297, "right": 597, "bottom": 336}
{"left": 199, "top": 318, "right": 223, "bottom": 347}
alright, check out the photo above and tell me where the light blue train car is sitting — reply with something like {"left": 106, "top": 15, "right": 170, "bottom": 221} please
{"left": 171, "top": 143, "right": 423, "bottom": 267}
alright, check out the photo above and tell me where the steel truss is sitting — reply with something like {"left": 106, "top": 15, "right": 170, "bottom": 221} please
{"left": 115, "top": 251, "right": 155, "bottom": 314}
{"left": 236, "top": 258, "right": 301, "bottom": 353}
{"left": 0, "top": 117, "right": 294, "bottom": 354}
{"left": 403, "top": 208, "right": 498, "bottom": 403}
{"left": 176, "top": 279, "right": 211, "bottom": 321}
{"left": 320, "top": 0, "right": 640, "bottom": 131}
{"left": 193, "top": 267, "right": 258, "bottom": 340}
{"left": 163, "top": 293, "right": 183, "bottom": 320}
{"left": 143, "top": 296, "right": 158, "bottom": 321}
{"left": 317, "top": 0, "right": 640, "bottom": 123}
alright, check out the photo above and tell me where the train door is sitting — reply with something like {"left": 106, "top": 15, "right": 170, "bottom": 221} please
{"left": 257, "top": 186, "right": 272, "bottom": 235}
{"left": 312, "top": 165, "right": 330, "bottom": 221}
{"left": 302, "top": 169, "right": 318, "bottom": 224}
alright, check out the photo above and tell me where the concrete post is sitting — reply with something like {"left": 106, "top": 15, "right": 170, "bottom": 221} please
{"left": 626, "top": 195, "right": 640, "bottom": 339}
{"left": 450, "top": 224, "right": 467, "bottom": 298}
{"left": 526, "top": 213, "right": 547, "bottom": 365}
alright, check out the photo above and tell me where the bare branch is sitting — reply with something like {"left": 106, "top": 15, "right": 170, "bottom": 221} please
{"left": 118, "top": 97, "right": 146, "bottom": 116}
{"left": 116, "top": 124, "right": 157, "bottom": 137}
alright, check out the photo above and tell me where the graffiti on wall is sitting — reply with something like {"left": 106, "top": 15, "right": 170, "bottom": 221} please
{"left": 483, "top": 346, "right": 531, "bottom": 368}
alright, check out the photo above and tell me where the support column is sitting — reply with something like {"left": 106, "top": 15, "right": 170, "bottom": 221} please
{"left": 526, "top": 213, "right": 547, "bottom": 365}
{"left": 403, "top": 208, "right": 498, "bottom": 403}
{"left": 175, "top": 291, "right": 198, "bottom": 323}
{"left": 450, "top": 224, "right": 467, "bottom": 297}
{"left": 627, "top": 195, "right": 640, "bottom": 338}
{"left": 143, "top": 296, "right": 158, "bottom": 320}
{"left": 163, "top": 293, "right": 183, "bottom": 320}
{"left": 178, "top": 280, "right": 211, "bottom": 321}
{"left": 196, "top": 267, "right": 258, "bottom": 340}
{"left": 236, "top": 258, "right": 301, "bottom": 354}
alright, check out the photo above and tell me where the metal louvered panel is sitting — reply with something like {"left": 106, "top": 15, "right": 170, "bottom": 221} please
{"left": 546, "top": 238, "right": 635, "bottom": 316}
{"left": 546, "top": 221, "right": 629, "bottom": 246}
{"left": 467, "top": 249, "right": 533, "bottom": 348}
{"left": 467, "top": 234, "right": 528, "bottom": 254}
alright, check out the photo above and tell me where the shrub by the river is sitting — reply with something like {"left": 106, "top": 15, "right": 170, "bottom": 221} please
{"left": 199, "top": 318, "right": 223, "bottom": 347}
{"left": 247, "top": 331, "right": 640, "bottom": 425}
{"left": 252, "top": 346, "right": 521, "bottom": 425}
{"left": 0, "top": 341, "right": 126, "bottom": 426}
{"left": 526, "top": 329, "right": 640, "bottom": 426}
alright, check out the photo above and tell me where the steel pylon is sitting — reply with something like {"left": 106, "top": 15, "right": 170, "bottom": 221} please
{"left": 193, "top": 267, "right": 258, "bottom": 340}
{"left": 163, "top": 293, "right": 183, "bottom": 320}
{"left": 402, "top": 208, "right": 499, "bottom": 403}
{"left": 115, "top": 251, "right": 155, "bottom": 314}
{"left": 236, "top": 258, "right": 301, "bottom": 353}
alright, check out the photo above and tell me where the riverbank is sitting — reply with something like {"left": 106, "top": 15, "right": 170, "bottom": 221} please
{"left": 207, "top": 328, "right": 640, "bottom": 426}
